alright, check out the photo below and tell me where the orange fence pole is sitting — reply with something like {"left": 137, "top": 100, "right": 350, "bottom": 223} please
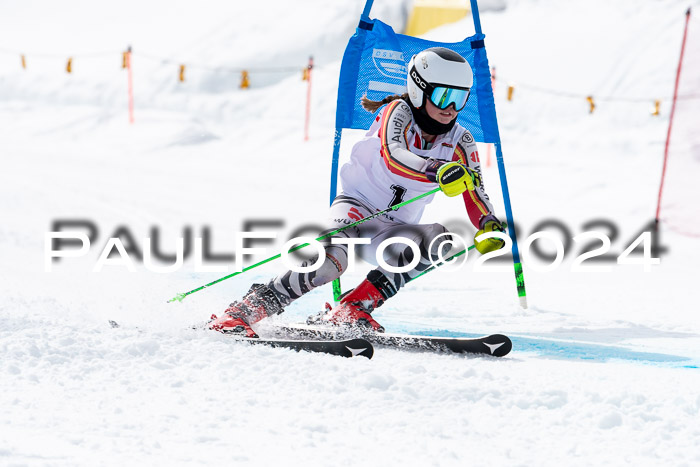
{"left": 240, "top": 70, "right": 250, "bottom": 89}
{"left": 126, "top": 47, "right": 134, "bottom": 124}
{"left": 304, "top": 56, "right": 313, "bottom": 141}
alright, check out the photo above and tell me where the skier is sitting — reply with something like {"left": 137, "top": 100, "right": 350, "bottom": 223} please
{"left": 209, "top": 47, "right": 505, "bottom": 337}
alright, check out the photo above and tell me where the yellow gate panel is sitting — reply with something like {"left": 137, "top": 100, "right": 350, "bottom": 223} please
{"left": 405, "top": 0, "right": 470, "bottom": 37}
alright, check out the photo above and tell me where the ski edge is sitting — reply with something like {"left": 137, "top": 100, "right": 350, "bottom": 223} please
{"left": 263, "top": 323, "right": 513, "bottom": 357}
{"left": 235, "top": 336, "right": 374, "bottom": 359}
{"left": 108, "top": 320, "right": 373, "bottom": 359}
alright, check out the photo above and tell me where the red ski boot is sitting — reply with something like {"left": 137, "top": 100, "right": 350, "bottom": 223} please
{"left": 209, "top": 284, "right": 284, "bottom": 337}
{"left": 318, "top": 271, "right": 397, "bottom": 333}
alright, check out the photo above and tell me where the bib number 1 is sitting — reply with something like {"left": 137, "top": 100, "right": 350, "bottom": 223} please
{"left": 389, "top": 185, "right": 407, "bottom": 208}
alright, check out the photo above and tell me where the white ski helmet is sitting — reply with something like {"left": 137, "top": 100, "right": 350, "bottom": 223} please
{"left": 406, "top": 47, "right": 473, "bottom": 111}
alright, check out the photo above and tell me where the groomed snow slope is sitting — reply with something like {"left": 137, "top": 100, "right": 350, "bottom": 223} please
{"left": 1, "top": 0, "right": 700, "bottom": 465}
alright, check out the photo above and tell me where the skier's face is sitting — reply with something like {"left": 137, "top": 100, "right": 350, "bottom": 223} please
{"left": 425, "top": 99, "right": 458, "bottom": 124}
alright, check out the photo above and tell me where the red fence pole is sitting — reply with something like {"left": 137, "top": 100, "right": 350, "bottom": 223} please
{"left": 655, "top": 8, "right": 692, "bottom": 226}
{"left": 304, "top": 56, "right": 313, "bottom": 141}
{"left": 127, "top": 46, "right": 134, "bottom": 124}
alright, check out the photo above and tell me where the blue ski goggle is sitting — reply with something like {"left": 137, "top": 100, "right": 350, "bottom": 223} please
{"left": 429, "top": 86, "right": 471, "bottom": 112}
{"left": 410, "top": 65, "right": 471, "bottom": 112}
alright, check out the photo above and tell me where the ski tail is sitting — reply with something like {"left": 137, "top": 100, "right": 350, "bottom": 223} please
{"left": 241, "top": 337, "right": 374, "bottom": 359}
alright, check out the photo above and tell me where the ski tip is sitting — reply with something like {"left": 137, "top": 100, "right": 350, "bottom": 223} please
{"left": 344, "top": 338, "right": 374, "bottom": 359}
{"left": 483, "top": 334, "right": 512, "bottom": 357}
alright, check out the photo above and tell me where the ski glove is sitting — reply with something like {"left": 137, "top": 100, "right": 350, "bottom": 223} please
{"left": 474, "top": 216, "right": 507, "bottom": 254}
{"left": 425, "top": 160, "right": 475, "bottom": 197}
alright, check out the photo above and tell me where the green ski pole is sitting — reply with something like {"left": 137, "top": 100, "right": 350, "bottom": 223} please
{"left": 408, "top": 245, "right": 475, "bottom": 283}
{"left": 408, "top": 226, "right": 512, "bottom": 282}
{"left": 167, "top": 187, "right": 441, "bottom": 303}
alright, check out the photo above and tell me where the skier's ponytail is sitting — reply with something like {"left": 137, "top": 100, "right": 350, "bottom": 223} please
{"left": 360, "top": 93, "right": 409, "bottom": 113}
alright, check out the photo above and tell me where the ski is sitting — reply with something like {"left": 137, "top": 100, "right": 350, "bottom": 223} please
{"left": 374, "top": 332, "right": 511, "bottom": 357}
{"left": 264, "top": 322, "right": 512, "bottom": 357}
{"left": 109, "top": 320, "right": 373, "bottom": 359}
{"left": 229, "top": 336, "right": 374, "bottom": 359}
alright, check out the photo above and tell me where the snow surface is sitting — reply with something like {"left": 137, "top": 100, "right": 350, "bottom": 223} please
{"left": 1, "top": 0, "right": 700, "bottom": 465}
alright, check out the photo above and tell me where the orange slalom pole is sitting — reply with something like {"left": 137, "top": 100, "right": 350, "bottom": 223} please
{"left": 304, "top": 56, "right": 313, "bottom": 141}
{"left": 126, "top": 47, "right": 134, "bottom": 124}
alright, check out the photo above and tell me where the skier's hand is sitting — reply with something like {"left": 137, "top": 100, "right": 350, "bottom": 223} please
{"left": 425, "top": 160, "right": 475, "bottom": 197}
{"left": 474, "top": 218, "right": 506, "bottom": 254}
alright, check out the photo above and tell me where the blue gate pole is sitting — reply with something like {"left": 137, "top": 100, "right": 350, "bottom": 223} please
{"left": 494, "top": 142, "right": 528, "bottom": 308}
{"left": 328, "top": 127, "right": 343, "bottom": 205}
{"left": 328, "top": 127, "right": 344, "bottom": 302}
{"left": 361, "top": 0, "right": 375, "bottom": 22}
{"left": 469, "top": 0, "right": 528, "bottom": 308}
{"left": 328, "top": 0, "right": 376, "bottom": 303}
